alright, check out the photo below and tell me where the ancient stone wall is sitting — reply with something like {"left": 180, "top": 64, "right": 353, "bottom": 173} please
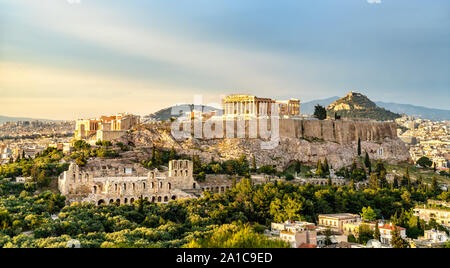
{"left": 189, "top": 118, "right": 397, "bottom": 144}
{"left": 59, "top": 160, "right": 201, "bottom": 205}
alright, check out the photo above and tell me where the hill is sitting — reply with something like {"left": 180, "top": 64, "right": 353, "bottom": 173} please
{"left": 143, "top": 104, "right": 221, "bottom": 122}
{"left": 301, "top": 96, "right": 450, "bottom": 121}
{"left": 326, "top": 92, "right": 401, "bottom": 121}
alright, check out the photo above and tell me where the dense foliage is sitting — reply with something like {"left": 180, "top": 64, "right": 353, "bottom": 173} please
{"left": 0, "top": 147, "right": 69, "bottom": 187}
{"left": 0, "top": 169, "right": 447, "bottom": 248}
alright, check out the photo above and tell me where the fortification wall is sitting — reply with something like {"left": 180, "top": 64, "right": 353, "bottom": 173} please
{"left": 192, "top": 119, "right": 397, "bottom": 144}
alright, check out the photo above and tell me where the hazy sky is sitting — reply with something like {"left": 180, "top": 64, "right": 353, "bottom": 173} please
{"left": 0, "top": 0, "right": 449, "bottom": 120}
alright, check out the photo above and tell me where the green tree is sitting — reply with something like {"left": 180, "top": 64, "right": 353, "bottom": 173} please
{"left": 169, "top": 147, "right": 177, "bottom": 160}
{"left": 364, "top": 152, "right": 371, "bottom": 174}
{"left": 314, "top": 105, "right": 327, "bottom": 120}
{"left": 374, "top": 222, "right": 380, "bottom": 241}
{"left": 348, "top": 234, "right": 357, "bottom": 243}
{"left": 324, "top": 229, "right": 333, "bottom": 246}
{"left": 316, "top": 160, "right": 324, "bottom": 177}
{"left": 391, "top": 224, "right": 409, "bottom": 248}
{"left": 369, "top": 173, "right": 379, "bottom": 190}
{"left": 361, "top": 206, "right": 377, "bottom": 222}
{"left": 357, "top": 138, "right": 361, "bottom": 156}
{"left": 417, "top": 156, "right": 432, "bottom": 168}
{"left": 36, "top": 170, "right": 50, "bottom": 187}
{"left": 323, "top": 158, "right": 329, "bottom": 174}
{"left": 358, "top": 224, "right": 374, "bottom": 245}
{"left": 294, "top": 160, "right": 301, "bottom": 174}
{"left": 392, "top": 176, "right": 399, "bottom": 189}
{"left": 251, "top": 156, "right": 257, "bottom": 172}
{"left": 184, "top": 224, "right": 290, "bottom": 248}
{"left": 431, "top": 176, "right": 440, "bottom": 194}
{"left": 285, "top": 174, "right": 294, "bottom": 181}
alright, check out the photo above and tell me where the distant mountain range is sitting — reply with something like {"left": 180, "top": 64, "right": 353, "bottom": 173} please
{"left": 374, "top": 102, "right": 450, "bottom": 122}
{"left": 0, "top": 115, "right": 58, "bottom": 124}
{"left": 143, "top": 104, "right": 220, "bottom": 122}
{"left": 302, "top": 96, "right": 450, "bottom": 121}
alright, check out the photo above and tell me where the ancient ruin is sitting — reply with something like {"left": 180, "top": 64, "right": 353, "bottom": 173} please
{"left": 58, "top": 159, "right": 232, "bottom": 205}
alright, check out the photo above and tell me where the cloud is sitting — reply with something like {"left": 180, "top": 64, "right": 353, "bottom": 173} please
{"left": 3, "top": 0, "right": 326, "bottom": 98}
{"left": 367, "top": 0, "right": 382, "bottom": 4}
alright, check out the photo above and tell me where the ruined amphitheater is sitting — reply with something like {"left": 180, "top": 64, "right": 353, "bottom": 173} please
{"left": 59, "top": 159, "right": 232, "bottom": 205}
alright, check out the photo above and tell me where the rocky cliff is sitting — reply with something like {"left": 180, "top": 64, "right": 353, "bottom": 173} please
{"left": 120, "top": 120, "right": 410, "bottom": 170}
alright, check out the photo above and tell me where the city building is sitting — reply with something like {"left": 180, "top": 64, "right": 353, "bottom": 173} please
{"left": 318, "top": 213, "right": 361, "bottom": 232}
{"left": 280, "top": 230, "right": 318, "bottom": 248}
{"left": 378, "top": 224, "right": 407, "bottom": 246}
{"left": 414, "top": 204, "right": 450, "bottom": 230}
{"left": 270, "top": 220, "right": 317, "bottom": 248}
{"left": 413, "top": 229, "right": 449, "bottom": 248}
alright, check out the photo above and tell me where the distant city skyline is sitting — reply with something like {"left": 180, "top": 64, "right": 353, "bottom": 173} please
{"left": 0, "top": 0, "right": 449, "bottom": 120}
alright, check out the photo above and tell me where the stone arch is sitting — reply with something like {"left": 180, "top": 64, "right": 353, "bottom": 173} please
{"left": 193, "top": 183, "right": 197, "bottom": 189}
{"left": 93, "top": 186, "right": 97, "bottom": 194}
{"left": 152, "top": 196, "right": 156, "bottom": 203}
{"left": 174, "top": 170, "right": 178, "bottom": 176}
{"left": 109, "top": 199, "right": 114, "bottom": 204}
{"left": 171, "top": 195, "right": 176, "bottom": 200}
{"left": 97, "top": 199, "right": 105, "bottom": 206}
{"left": 130, "top": 198, "right": 135, "bottom": 204}
{"left": 159, "top": 182, "right": 163, "bottom": 188}
{"left": 144, "top": 196, "right": 149, "bottom": 201}
{"left": 215, "top": 187, "right": 219, "bottom": 193}
{"left": 123, "top": 183, "right": 127, "bottom": 191}
{"left": 164, "top": 196, "right": 169, "bottom": 202}
{"left": 157, "top": 196, "right": 162, "bottom": 202}
{"left": 115, "top": 184, "right": 118, "bottom": 191}
{"left": 143, "top": 182, "right": 146, "bottom": 189}
{"left": 132, "top": 183, "right": 135, "bottom": 191}
{"left": 168, "top": 183, "right": 172, "bottom": 190}
{"left": 221, "top": 186, "right": 225, "bottom": 193}
{"left": 116, "top": 199, "right": 121, "bottom": 205}
{"left": 151, "top": 182, "right": 154, "bottom": 189}
{"left": 124, "top": 198, "right": 128, "bottom": 204}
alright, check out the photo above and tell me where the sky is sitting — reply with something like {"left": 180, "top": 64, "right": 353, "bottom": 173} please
{"left": 0, "top": 0, "right": 449, "bottom": 120}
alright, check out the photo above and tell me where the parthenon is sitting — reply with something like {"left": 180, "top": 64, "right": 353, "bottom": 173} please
{"left": 222, "top": 94, "right": 300, "bottom": 118}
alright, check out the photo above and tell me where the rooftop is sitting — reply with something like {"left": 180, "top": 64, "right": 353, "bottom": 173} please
{"left": 318, "top": 213, "right": 360, "bottom": 220}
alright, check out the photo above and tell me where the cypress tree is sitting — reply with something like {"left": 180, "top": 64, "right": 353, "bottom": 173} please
{"left": 357, "top": 137, "right": 361, "bottom": 156}
{"left": 431, "top": 176, "right": 439, "bottom": 194}
{"left": 393, "top": 177, "right": 399, "bottom": 189}
{"left": 151, "top": 145, "right": 156, "bottom": 162}
{"left": 369, "top": 173, "right": 379, "bottom": 190}
{"left": 316, "top": 160, "right": 324, "bottom": 177}
{"left": 295, "top": 160, "right": 302, "bottom": 174}
{"left": 323, "top": 158, "right": 329, "bottom": 174}
{"left": 391, "top": 224, "right": 408, "bottom": 248}
{"left": 364, "top": 152, "right": 371, "bottom": 174}
{"left": 374, "top": 222, "right": 381, "bottom": 241}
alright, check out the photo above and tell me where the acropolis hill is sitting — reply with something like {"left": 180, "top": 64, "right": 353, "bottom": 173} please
{"left": 119, "top": 118, "right": 409, "bottom": 171}
{"left": 74, "top": 94, "right": 410, "bottom": 170}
